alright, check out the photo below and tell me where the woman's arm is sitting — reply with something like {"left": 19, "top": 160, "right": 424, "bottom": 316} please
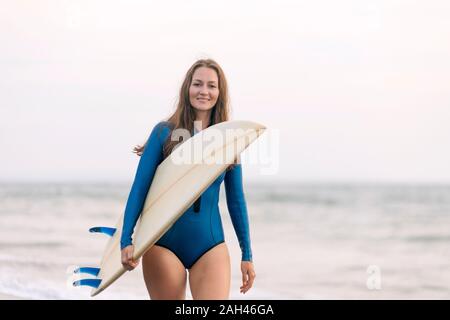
{"left": 224, "top": 163, "right": 252, "bottom": 262}
{"left": 225, "top": 163, "right": 256, "bottom": 294}
{"left": 120, "top": 122, "right": 168, "bottom": 250}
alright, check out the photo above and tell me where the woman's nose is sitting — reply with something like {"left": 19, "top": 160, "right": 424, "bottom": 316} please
{"left": 200, "top": 87, "right": 209, "bottom": 94}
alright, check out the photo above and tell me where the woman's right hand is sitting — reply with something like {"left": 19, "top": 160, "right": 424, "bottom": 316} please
{"left": 121, "top": 245, "right": 140, "bottom": 271}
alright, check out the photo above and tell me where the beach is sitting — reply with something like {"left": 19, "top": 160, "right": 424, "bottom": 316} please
{"left": 1, "top": 182, "right": 449, "bottom": 299}
{"left": 0, "top": 293, "right": 24, "bottom": 300}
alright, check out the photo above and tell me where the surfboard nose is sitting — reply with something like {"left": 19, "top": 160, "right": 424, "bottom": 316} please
{"left": 251, "top": 121, "right": 266, "bottom": 133}
{"left": 232, "top": 120, "right": 266, "bottom": 131}
{"left": 254, "top": 121, "right": 266, "bottom": 131}
{"left": 239, "top": 120, "right": 267, "bottom": 138}
{"left": 256, "top": 123, "right": 266, "bottom": 134}
{"left": 219, "top": 120, "right": 267, "bottom": 138}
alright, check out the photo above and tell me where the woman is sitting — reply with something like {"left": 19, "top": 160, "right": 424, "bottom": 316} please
{"left": 120, "top": 59, "right": 256, "bottom": 300}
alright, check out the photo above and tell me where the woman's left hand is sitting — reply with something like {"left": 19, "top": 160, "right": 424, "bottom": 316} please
{"left": 240, "top": 261, "right": 256, "bottom": 294}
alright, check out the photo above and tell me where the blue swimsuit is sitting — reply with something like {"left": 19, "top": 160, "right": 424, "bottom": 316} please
{"left": 120, "top": 121, "right": 252, "bottom": 269}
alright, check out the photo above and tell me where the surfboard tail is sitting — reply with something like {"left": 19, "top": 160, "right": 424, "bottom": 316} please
{"left": 73, "top": 279, "right": 102, "bottom": 289}
{"left": 74, "top": 267, "right": 101, "bottom": 277}
{"left": 89, "top": 226, "right": 117, "bottom": 237}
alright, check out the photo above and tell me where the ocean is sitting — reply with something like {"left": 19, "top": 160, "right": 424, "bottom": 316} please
{"left": 0, "top": 182, "right": 449, "bottom": 299}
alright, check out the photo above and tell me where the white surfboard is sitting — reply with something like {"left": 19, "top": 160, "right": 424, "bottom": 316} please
{"left": 75, "top": 120, "right": 266, "bottom": 297}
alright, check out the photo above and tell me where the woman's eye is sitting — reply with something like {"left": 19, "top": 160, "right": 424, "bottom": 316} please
{"left": 193, "top": 83, "right": 216, "bottom": 88}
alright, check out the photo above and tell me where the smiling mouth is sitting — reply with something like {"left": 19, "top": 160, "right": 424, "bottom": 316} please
{"left": 197, "top": 98, "right": 210, "bottom": 101}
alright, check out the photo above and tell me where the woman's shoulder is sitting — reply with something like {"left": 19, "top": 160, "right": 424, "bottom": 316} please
{"left": 152, "top": 120, "right": 173, "bottom": 132}
{"left": 150, "top": 121, "right": 173, "bottom": 142}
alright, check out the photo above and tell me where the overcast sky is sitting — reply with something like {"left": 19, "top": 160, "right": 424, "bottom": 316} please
{"left": 1, "top": 0, "right": 449, "bottom": 184}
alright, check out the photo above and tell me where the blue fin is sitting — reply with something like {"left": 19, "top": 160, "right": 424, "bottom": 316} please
{"left": 89, "top": 227, "right": 116, "bottom": 237}
{"left": 73, "top": 279, "right": 102, "bottom": 288}
{"left": 74, "top": 267, "right": 100, "bottom": 277}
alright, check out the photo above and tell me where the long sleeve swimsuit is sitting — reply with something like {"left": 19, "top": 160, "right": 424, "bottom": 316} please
{"left": 120, "top": 121, "right": 252, "bottom": 269}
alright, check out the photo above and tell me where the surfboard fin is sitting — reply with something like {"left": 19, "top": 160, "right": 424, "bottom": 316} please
{"left": 73, "top": 279, "right": 102, "bottom": 289}
{"left": 74, "top": 267, "right": 100, "bottom": 277}
{"left": 89, "top": 227, "right": 116, "bottom": 237}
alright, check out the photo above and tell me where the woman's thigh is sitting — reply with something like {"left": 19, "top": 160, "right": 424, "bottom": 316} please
{"left": 142, "top": 245, "right": 187, "bottom": 300}
{"left": 188, "top": 242, "right": 231, "bottom": 300}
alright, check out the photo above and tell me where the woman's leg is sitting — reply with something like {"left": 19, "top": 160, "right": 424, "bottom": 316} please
{"left": 142, "top": 245, "right": 187, "bottom": 300}
{"left": 188, "top": 242, "right": 231, "bottom": 300}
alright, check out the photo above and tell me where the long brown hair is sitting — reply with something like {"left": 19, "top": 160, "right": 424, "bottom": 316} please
{"left": 133, "top": 58, "right": 231, "bottom": 159}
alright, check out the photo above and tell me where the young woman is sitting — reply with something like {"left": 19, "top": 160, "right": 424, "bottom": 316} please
{"left": 120, "top": 59, "right": 256, "bottom": 300}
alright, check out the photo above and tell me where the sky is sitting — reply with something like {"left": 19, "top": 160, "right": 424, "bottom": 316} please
{"left": 1, "top": 0, "right": 450, "bottom": 184}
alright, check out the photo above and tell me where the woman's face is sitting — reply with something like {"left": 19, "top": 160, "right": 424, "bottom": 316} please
{"left": 189, "top": 67, "right": 219, "bottom": 114}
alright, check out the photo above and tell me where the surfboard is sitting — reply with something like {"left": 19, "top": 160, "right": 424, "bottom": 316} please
{"left": 73, "top": 120, "right": 266, "bottom": 297}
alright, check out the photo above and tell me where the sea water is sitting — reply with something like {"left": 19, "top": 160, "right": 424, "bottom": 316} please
{"left": 0, "top": 182, "right": 449, "bottom": 299}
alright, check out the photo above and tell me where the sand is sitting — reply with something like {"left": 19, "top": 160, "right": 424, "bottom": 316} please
{"left": 0, "top": 293, "right": 26, "bottom": 300}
